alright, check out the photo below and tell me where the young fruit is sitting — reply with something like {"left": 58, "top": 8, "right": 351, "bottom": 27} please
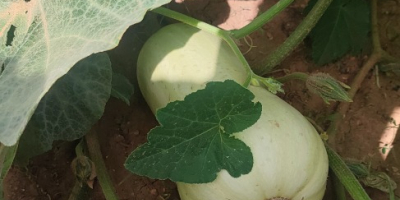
{"left": 137, "top": 23, "right": 328, "bottom": 200}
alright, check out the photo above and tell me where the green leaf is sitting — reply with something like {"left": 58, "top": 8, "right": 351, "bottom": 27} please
{"left": 361, "top": 172, "right": 397, "bottom": 194}
{"left": 306, "top": 0, "right": 370, "bottom": 64}
{"left": 379, "top": 62, "right": 400, "bottom": 77}
{"left": 347, "top": 160, "right": 398, "bottom": 195}
{"left": 0, "top": 0, "right": 171, "bottom": 146}
{"left": 125, "top": 80, "right": 262, "bottom": 183}
{"left": 0, "top": 143, "right": 18, "bottom": 198}
{"left": 111, "top": 72, "right": 134, "bottom": 105}
{"left": 15, "top": 53, "right": 112, "bottom": 165}
{"left": 346, "top": 160, "right": 369, "bottom": 178}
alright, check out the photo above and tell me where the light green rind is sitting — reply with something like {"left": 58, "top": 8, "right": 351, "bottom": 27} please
{"left": 111, "top": 72, "right": 134, "bottom": 105}
{"left": 136, "top": 23, "right": 329, "bottom": 200}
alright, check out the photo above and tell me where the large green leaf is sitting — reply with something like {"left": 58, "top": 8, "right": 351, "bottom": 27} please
{"left": 111, "top": 72, "right": 134, "bottom": 105}
{"left": 125, "top": 80, "right": 262, "bottom": 183}
{"left": 306, "top": 0, "right": 370, "bottom": 64}
{"left": 0, "top": 0, "right": 170, "bottom": 146}
{"left": 15, "top": 53, "right": 112, "bottom": 164}
{"left": 0, "top": 143, "right": 18, "bottom": 197}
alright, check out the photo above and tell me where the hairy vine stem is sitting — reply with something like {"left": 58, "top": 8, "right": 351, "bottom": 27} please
{"left": 152, "top": 2, "right": 302, "bottom": 88}
{"left": 152, "top": 7, "right": 253, "bottom": 87}
{"left": 254, "top": 0, "right": 333, "bottom": 75}
{"left": 326, "top": 0, "right": 399, "bottom": 147}
{"left": 230, "top": 0, "right": 294, "bottom": 39}
{"left": 326, "top": 1, "right": 400, "bottom": 198}
{"left": 275, "top": 72, "right": 308, "bottom": 82}
{"left": 86, "top": 128, "right": 119, "bottom": 200}
{"left": 326, "top": 145, "right": 372, "bottom": 200}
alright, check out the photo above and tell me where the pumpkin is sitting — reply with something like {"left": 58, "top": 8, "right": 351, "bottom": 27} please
{"left": 137, "top": 23, "right": 328, "bottom": 200}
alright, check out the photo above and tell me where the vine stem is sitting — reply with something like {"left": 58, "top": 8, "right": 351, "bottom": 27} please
{"left": 86, "top": 129, "right": 119, "bottom": 200}
{"left": 230, "top": 0, "right": 294, "bottom": 39}
{"left": 254, "top": 0, "right": 333, "bottom": 75}
{"left": 326, "top": 145, "right": 372, "bottom": 200}
{"left": 332, "top": 172, "right": 347, "bottom": 200}
{"left": 152, "top": 7, "right": 253, "bottom": 87}
{"left": 327, "top": 0, "right": 386, "bottom": 147}
{"left": 152, "top": 4, "right": 299, "bottom": 87}
{"left": 275, "top": 72, "right": 308, "bottom": 82}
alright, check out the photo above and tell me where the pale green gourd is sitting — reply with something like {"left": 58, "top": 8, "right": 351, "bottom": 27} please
{"left": 137, "top": 23, "right": 329, "bottom": 200}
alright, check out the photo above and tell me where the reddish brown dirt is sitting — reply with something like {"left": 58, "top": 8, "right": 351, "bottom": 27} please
{"left": 4, "top": 0, "right": 400, "bottom": 200}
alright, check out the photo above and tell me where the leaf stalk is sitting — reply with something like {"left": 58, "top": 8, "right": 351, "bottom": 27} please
{"left": 326, "top": 145, "right": 372, "bottom": 200}
{"left": 326, "top": 0, "right": 400, "bottom": 146}
{"left": 230, "top": 0, "right": 294, "bottom": 39}
{"left": 275, "top": 72, "right": 308, "bottom": 82}
{"left": 86, "top": 129, "right": 119, "bottom": 200}
{"left": 254, "top": 0, "right": 333, "bottom": 75}
{"left": 152, "top": 7, "right": 253, "bottom": 87}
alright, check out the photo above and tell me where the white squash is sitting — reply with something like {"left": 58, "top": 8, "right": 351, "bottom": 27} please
{"left": 137, "top": 23, "right": 328, "bottom": 200}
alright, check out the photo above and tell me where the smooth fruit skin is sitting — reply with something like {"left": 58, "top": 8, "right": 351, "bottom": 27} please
{"left": 137, "top": 23, "right": 247, "bottom": 114}
{"left": 137, "top": 23, "right": 328, "bottom": 200}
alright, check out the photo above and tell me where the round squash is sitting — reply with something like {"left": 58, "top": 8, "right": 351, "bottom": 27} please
{"left": 137, "top": 23, "right": 328, "bottom": 200}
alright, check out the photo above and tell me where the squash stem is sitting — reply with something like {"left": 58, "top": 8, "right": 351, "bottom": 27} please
{"left": 332, "top": 171, "right": 347, "bottom": 200}
{"left": 325, "top": 0, "right": 399, "bottom": 146}
{"left": 230, "top": 0, "right": 294, "bottom": 39}
{"left": 254, "top": 0, "right": 333, "bottom": 75}
{"left": 85, "top": 129, "right": 119, "bottom": 200}
{"left": 68, "top": 180, "right": 90, "bottom": 200}
{"left": 326, "top": 145, "right": 372, "bottom": 200}
{"left": 152, "top": 7, "right": 222, "bottom": 37}
{"left": 152, "top": 7, "right": 253, "bottom": 87}
{"left": 275, "top": 72, "right": 308, "bottom": 83}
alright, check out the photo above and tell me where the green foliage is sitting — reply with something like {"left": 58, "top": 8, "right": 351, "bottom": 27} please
{"left": 0, "top": 0, "right": 171, "bottom": 146}
{"left": 15, "top": 53, "right": 112, "bottom": 165}
{"left": 305, "top": 0, "right": 370, "bottom": 64}
{"left": 347, "top": 161, "right": 398, "bottom": 195}
{"left": 111, "top": 72, "right": 134, "bottom": 105}
{"left": 0, "top": 144, "right": 18, "bottom": 198}
{"left": 379, "top": 62, "right": 400, "bottom": 77}
{"left": 125, "top": 80, "right": 262, "bottom": 183}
